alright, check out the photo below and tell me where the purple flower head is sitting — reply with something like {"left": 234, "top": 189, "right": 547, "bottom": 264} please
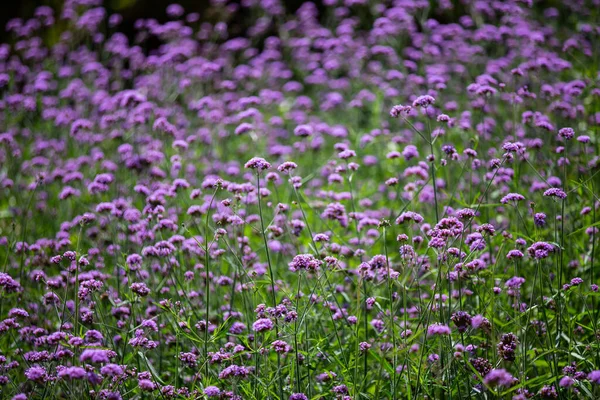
{"left": 390, "top": 104, "right": 412, "bottom": 118}
{"left": 294, "top": 124, "right": 313, "bottom": 137}
{"left": 204, "top": 386, "right": 221, "bottom": 397}
{"left": 289, "top": 254, "right": 321, "bottom": 272}
{"left": 451, "top": 311, "right": 472, "bottom": 333}
{"left": 289, "top": 394, "right": 308, "bottom": 400}
{"left": 588, "top": 370, "right": 600, "bottom": 384}
{"left": 80, "top": 349, "right": 113, "bottom": 364}
{"left": 100, "top": 364, "right": 123, "bottom": 377}
{"left": 534, "top": 213, "right": 547, "bottom": 226}
{"left": 245, "top": 157, "right": 271, "bottom": 171}
{"left": 412, "top": 95, "right": 435, "bottom": 108}
{"left": 277, "top": 162, "right": 297, "bottom": 173}
{"left": 527, "top": 242, "right": 555, "bottom": 259}
{"left": 543, "top": 188, "right": 567, "bottom": 199}
{"left": 427, "top": 323, "right": 451, "bottom": 336}
{"left": 497, "top": 333, "right": 519, "bottom": 361}
{"left": 484, "top": 368, "right": 514, "bottom": 388}
{"left": 252, "top": 318, "right": 274, "bottom": 332}
{"left": 58, "top": 366, "right": 86, "bottom": 380}
{"left": 500, "top": 193, "right": 525, "bottom": 204}
{"left": 25, "top": 366, "right": 47, "bottom": 382}
{"left": 558, "top": 127, "right": 574, "bottom": 140}
{"left": 218, "top": 365, "right": 250, "bottom": 380}
{"left": 130, "top": 282, "right": 150, "bottom": 297}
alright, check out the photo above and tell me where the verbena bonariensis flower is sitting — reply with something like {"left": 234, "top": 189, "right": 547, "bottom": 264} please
{"left": 483, "top": 368, "right": 515, "bottom": 388}
{"left": 245, "top": 157, "right": 271, "bottom": 171}
{"left": 0, "top": 0, "right": 598, "bottom": 398}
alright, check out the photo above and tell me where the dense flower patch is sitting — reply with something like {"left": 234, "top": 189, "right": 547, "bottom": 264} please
{"left": 0, "top": 0, "right": 599, "bottom": 398}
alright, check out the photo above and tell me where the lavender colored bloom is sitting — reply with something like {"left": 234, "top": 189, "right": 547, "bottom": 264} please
{"left": 484, "top": 368, "right": 514, "bottom": 388}
{"left": 500, "top": 193, "right": 525, "bottom": 204}
{"left": 506, "top": 249, "right": 524, "bottom": 259}
{"left": 289, "top": 394, "right": 308, "bottom": 400}
{"left": 534, "top": 212, "right": 547, "bottom": 226}
{"left": 288, "top": 254, "right": 321, "bottom": 272}
{"left": 451, "top": 311, "right": 472, "bottom": 333}
{"left": 58, "top": 366, "right": 86, "bottom": 380}
{"left": 130, "top": 282, "right": 150, "bottom": 296}
{"left": 558, "top": 127, "right": 574, "bottom": 140}
{"left": 25, "top": 366, "right": 47, "bottom": 382}
{"left": 245, "top": 157, "right": 271, "bottom": 171}
{"left": 543, "top": 188, "right": 567, "bottom": 199}
{"left": 252, "top": 318, "right": 274, "bottom": 332}
{"left": 100, "top": 364, "right": 123, "bottom": 377}
{"left": 218, "top": 365, "right": 250, "bottom": 379}
{"left": 412, "top": 95, "right": 435, "bottom": 108}
{"left": 138, "top": 379, "right": 156, "bottom": 391}
{"left": 497, "top": 333, "right": 519, "bottom": 361}
{"left": 559, "top": 376, "right": 574, "bottom": 387}
{"left": 390, "top": 104, "right": 412, "bottom": 117}
{"left": 427, "top": 323, "right": 451, "bottom": 336}
{"left": 359, "top": 342, "right": 371, "bottom": 352}
{"left": 277, "top": 162, "right": 297, "bottom": 173}
{"left": 527, "top": 242, "right": 555, "bottom": 259}
{"left": 588, "top": 370, "right": 600, "bottom": 384}
{"left": 204, "top": 386, "right": 221, "bottom": 397}
{"left": 80, "top": 349, "right": 112, "bottom": 364}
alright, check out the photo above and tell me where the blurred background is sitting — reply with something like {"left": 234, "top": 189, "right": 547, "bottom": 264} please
{"left": 0, "top": 0, "right": 576, "bottom": 48}
{"left": 0, "top": 0, "right": 312, "bottom": 44}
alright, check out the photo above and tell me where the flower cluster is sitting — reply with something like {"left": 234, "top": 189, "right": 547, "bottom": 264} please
{"left": 0, "top": 0, "right": 598, "bottom": 399}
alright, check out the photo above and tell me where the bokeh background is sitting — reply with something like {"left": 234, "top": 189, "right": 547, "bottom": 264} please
{"left": 0, "top": 0, "right": 317, "bottom": 45}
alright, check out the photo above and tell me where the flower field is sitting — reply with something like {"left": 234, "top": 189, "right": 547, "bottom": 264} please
{"left": 0, "top": 0, "right": 599, "bottom": 399}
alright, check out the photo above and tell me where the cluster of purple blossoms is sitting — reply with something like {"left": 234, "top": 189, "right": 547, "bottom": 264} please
{"left": 527, "top": 242, "right": 555, "bottom": 259}
{"left": 288, "top": 254, "right": 322, "bottom": 272}
{"left": 483, "top": 369, "right": 515, "bottom": 388}
{"left": 0, "top": 0, "right": 597, "bottom": 398}
{"left": 427, "top": 323, "right": 451, "bottom": 336}
{"left": 497, "top": 333, "right": 519, "bottom": 362}
{"left": 252, "top": 318, "right": 274, "bottom": 333}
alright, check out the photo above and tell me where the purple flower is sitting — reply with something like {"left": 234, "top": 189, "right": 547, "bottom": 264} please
{"left": 483, "top": 368, "right": 514, "bottom": 388}
{"left": 80, "top": 349, "right": 112, "bottom": 364}
{"left": 558, "top": 127, "right": 574, "bottom": 140}
{"left": 204, "top": 386, "right": 221, "bottom": 397}
{"left": 543, "top": 188, "right": 567, "bottom": 199}
{"left": 58, "top": 366, "right": 86, "bottom": 380}
{"left": 588, "top": 370, "right": 600, "bottom": 384}
{"left": 527, "top": 242, "right": 555, "bottom": 259}
{"left": 288, "top": 254, "right": 321, "bottom": 272}
{"left": 272, "top": 340, "right": 291, "bottom": 353}
{"left": 25, "top": 366, "right": 47, "bottom": 382}
{"left": 138, "top": 379, "right": 156, "bottom": 391}
{"left": 500, "top": 193, "right": 525, "bottom": 204}
{"left": 427, "top": 323, "right": 451, "bottom": 336}
{"left": 497, "top": 333, "right": 519, "bottom": 361}
{"left": 218, "top": 365, "right": 250, "bottom": 380}
{"left": 130, "top": 282, "right": 150, "bottom": 296}
{"left": 245, "top": 157, "right": 271, "bottom": 171}
{"left": 289, "top": 394, "right": 308, "bottom": 400}
{"left": 534, "top": 213, "right": 547, "bottom": 226}
{"left": 412, "top": 95, "right": 435, "bottom": 108}
{"left": 451, "top": 311, "right": 472, "bottom": 333}
{"left": 277, "top": 162, "right": 297, "bottom": 173}
{"left": 359, "top": 342, "right": 371, "bottom": 352}
{"left": 559, "top": 376, "right": 574, "bottom": 387}
{"left": 577, "top": 135, "right": 591, "bottom": 143}
{"left": 100, "top": 364, "right": 123, "bottom": 377}
{"left": 252, "top": 318, "right": 274, "bottom": 332}
{"left": 506, "top": 249, "right": 524, "bottom": 259}
{"left": 390, "top": 104, "right": 412, "bottom": 117}
{"left": 294, "top": 124, "right": 313, "bottom": 137}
